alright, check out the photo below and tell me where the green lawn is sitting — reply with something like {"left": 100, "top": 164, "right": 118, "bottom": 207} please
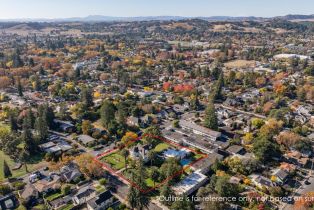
{"left": 0, "top": 151, "right": 46, "bottom": 181}
{"left": 145, "top": 178, "right": 158, "bottom": 188}
{"left": 60, "top": 204, "right": 74, "bottom": 210}
{"left": 154, "top": 143, "right": 170, "bottom": 152}
{"left": 32, "top": 204, "right": 48, "bottom": 210}
{"left": 101, "top": 152, "right": 126, "bottom": 170}
{"left": 95, "top": 184, "right": 106, "bottom": 193}
{"left": 45, "top": 192, "right": 63, "bottom": 202}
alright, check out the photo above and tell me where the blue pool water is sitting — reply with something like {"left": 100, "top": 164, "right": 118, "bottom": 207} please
{"left": 180, "top": 158, "right": 192, "bottom": 166}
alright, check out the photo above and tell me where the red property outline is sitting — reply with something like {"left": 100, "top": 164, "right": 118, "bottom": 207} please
{"left": 93, "top": 134, "right": 208, "bottom": 194}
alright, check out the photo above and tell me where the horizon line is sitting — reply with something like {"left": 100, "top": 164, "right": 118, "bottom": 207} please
{"left": 0, "top": 13, "right": 313, "bottom": 21}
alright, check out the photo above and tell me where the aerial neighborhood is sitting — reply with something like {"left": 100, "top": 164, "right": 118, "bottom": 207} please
{"left": 0, "top": 14, "right": 313, "bottom": 210}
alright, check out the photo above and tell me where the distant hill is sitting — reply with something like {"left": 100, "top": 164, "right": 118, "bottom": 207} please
{"left": 0, "top": 14, "right": 313, "bottom": 23}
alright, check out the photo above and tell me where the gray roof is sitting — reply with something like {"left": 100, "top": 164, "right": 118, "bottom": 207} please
{"left": 226, "top": 145, "right": 245, "bottom": 154}
{"left": 78, "top": 135, "right": 96, "bottom": 144}
{"left": 75, "top": 186, "right": 96, "bottom": 199}
{"left": 192, "top": 152, "right": 224, "bottom": 171}
{"left": 87, "top": 190, "right": 113, "bottom": 209}
{"left": 179, "top": 120, "right": 221, "bottom": 138}
{"left": 274, "top": 169, "right": 289, "bottom": 181}
{"left": 20, "top": 184, "right": 38, "bottom": 199}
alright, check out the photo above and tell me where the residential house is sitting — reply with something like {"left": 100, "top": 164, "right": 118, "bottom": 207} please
{"left": 77, "top": 134, "right": 96, "bottom": 146}
{"left": 191, "top": 152, "right": 224, "bottom": 174}
{"left": 272, "top": 169, "right": 289, "bottom": 185}
{"left": 48, "top": 195, "right": 73, "bottom": 210}
{"left": 226, "top": 145, "right": 246, "bottom": 156}
{"left": 19, "top": 184, "right": 39, "bottom": 202}
{"left": 0, "top": 193, "right": 19, "bottom": 210}
{"left": 60, "top": 163, "right": 82, "bottom": 183}
{"left": 130, "top": 144, "right": 151, "bottom": 162}
{"left": 284, "top": 151, "right": 309, "bottom": 168}
{"left": 72, "top": 186, "right": 96, "bottom": 206}
{"left": 54, "top": 119, "right": 75, "bottom": 133}
{"left": 33, "top": 175, "right": 61, "bottom": 194}
{"left": 251, "top": 175, "right": 276, "bottom": 189}
{"left": 87, "top": 190, "right": 115, "bottom": 210}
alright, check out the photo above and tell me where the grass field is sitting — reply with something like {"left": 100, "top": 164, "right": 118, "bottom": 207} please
{"left": 0, "top": 151, "right": 46, "bottom": 181}
{"left": 101, "top": 152, "right": 126, "bottom": 170}
{"left": 154, "top": 143, "right": 170, "bottom": 152}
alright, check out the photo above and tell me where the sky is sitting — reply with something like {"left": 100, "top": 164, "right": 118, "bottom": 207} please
{"left": 0, "top": 0, "right": 313, "bottom": 19}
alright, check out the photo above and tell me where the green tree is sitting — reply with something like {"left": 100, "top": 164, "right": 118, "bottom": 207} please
{"left": 127, "top": 158, "right": 150, "bottom": 210}
{"left": 19, "top": 150, "right": 30, "bottom": 173}
{"left": 203, "top": 100, "right": 218, "bottom": 131}
{"left": 34, "top": 116, "right": 48, "bottom": 143}
{"left": 149, "top": 167, "right": 159, "bottom": 187}
{"left": 170, "top": 194, "right": 195, "bottom": 210}
{"left": 121, "top": 149, "right": 129, "bottom": 169}
{"left": 100, "top": 100, "right": 116, "bottom": 128}
{"left": 127, "top": 185, "right": 138, "bottom": 209}
{"left": 253, "top": 136, "right": 281, "bottom": 163}
{"left": 148, "top": 150, "right": 156, "bottom": 166}
{"left": 80, "top": 87, "right": 93, "bottom": 108}
{"left": 9, "top": 114, "right": 18, "bottom": 132}
{"left": 142, "top": 125, "right": 161, "bottom": 146}
{"left": 21, "top": 118, "right": 36, "bottom": 153}
{"left": 3, "top": 160, "right": 12, "bottom": 178}
{"left": 61, "top": 184, "right": 71, "bottom": 195}
{"left": 215, "top": 176, "right": 241, "bottom": 197}
{"left": 160, "top": 180, "right": 174, "bottom": 206}
{"left": 25, "top": 108, "right": 35, "bottom": 129}
{"left": 17, "top": 79, "right": 23, "bottom": 96}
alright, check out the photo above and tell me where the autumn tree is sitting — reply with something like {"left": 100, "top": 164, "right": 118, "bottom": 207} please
{"left": 82, "top": 120, "right": 93, "bottom": 135}
{"left": 75, "top": 154, "right": 103, "bottom": 178}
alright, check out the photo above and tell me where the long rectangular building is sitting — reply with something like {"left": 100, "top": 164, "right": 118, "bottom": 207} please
{"left": 179, "top": 120, "right": 221, "bottom": 141}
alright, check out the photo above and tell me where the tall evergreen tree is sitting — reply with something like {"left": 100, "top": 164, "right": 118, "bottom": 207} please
{"left": 3, "top": 160, "right": 12, "bottom": 178}
{"left": 35, "top": 116, "right": 48, "bottom": 143}
{"left": 203, "top": 100, "right": 218, "bottom": 131}
{"left": 17, "top": 79, "right": 23, "bottom": 96}
{"left": 127, "top": 158, "right": 149, "bottom": 210}
{"left": 25, "top": 108, "right": 35, "bottom": 129}
{"left": 21, "top": 118, "right": 36, "bottom": 153}
{"left": 100, "top": 100, "right": 116, "bottom": 128}
{"left": 9, "top": 114, "right": 18, "bottom": 132}
{"left": 127, "top": 185, "right": 138, "bottom": 209}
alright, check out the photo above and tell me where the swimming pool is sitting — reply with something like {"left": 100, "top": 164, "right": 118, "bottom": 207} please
{"left": 180, "top": 158, "right": 192, "bottom": 166}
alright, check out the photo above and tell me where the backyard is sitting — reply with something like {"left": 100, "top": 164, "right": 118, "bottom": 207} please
{"left": 101, "top": 152, "right": 126, "bottom": 170}
{"left": 0, "top": 150, "right": 46, "bottom": 181}
{"left": 154, "top": 142, "right": 170, "bottom": 152}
